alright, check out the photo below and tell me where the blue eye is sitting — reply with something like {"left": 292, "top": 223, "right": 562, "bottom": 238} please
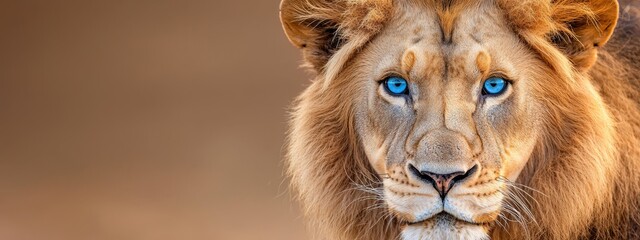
{"left": 482, "top": 77, "right": 508, "bottom": 95}
{"left": 384, "top": 77, "right": 408, "bottom": 95}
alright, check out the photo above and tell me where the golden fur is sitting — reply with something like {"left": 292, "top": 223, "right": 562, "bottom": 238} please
{"left": 281, "top": 0, "right": 640, "bottom": 239}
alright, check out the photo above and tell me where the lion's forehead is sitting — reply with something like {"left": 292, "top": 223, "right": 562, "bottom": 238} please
{"left": 371, "top": 0, "right": 521, "bottom": 86}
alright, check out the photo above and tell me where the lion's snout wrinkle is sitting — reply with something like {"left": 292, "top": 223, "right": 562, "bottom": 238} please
{"left": 412, "top": 129, "right": 474, "bottom": 172}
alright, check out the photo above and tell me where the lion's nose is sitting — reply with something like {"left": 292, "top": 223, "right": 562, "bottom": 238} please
{"left": 408, "top": 163, "right": 478, "bottom": 199}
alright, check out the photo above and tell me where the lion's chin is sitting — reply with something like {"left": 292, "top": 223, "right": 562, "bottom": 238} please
{"left": 400, "top": 214, "right": 490, "bottom": 240}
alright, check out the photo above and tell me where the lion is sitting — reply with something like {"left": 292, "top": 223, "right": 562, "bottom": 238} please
{"left": 280, "top": 0, "right": 640, "bottom": 239}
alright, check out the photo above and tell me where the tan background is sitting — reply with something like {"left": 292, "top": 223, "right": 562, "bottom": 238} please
{"left": 0, "top": 0, "right": 309, "bottom": 239}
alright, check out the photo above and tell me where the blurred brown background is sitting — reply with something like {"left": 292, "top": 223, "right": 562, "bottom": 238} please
{"left": 0, "top": 0, "right": 309, "bottom": 239}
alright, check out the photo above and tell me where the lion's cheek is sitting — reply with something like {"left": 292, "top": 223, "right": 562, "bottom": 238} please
{"left": 482, "top": 94, "right": 540, "bottom": 181}
{"left": 498, "top": 129, "right": 539, "bottom": 181}
{"left": 502, "top": 147, "right": 532, "bottom": 181}
{"left": 361, "top": 132, "right": 388, "bottom": 174}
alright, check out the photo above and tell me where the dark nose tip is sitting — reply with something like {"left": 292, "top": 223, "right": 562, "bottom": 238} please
{"left": 408, "top": 164, "right": 478, "bottom": 199}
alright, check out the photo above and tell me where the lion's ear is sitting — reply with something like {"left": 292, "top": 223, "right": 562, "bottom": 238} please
{"left": 279, "top": 0, "right": 392, "bottom": 73}
{"left": 550, "top": 0, "right": 619, "bottom": 71}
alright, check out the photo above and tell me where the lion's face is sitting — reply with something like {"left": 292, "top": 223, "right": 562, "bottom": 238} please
{"left": 353, "top": 2, "right": 542, "bottom": 238}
